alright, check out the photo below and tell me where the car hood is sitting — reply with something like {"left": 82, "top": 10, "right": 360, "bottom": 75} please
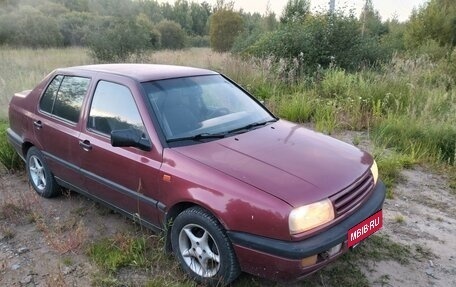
{"left": 174, "top": 120, "right": 373, "bottom": 207}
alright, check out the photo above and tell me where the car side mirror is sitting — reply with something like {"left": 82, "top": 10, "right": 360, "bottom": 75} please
{"left": 111, "top": 128, "right": 152, "bottom": 151}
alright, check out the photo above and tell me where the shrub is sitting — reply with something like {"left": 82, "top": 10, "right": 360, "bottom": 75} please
{"left": 87, "top": 17, "right": 152, "bottom": 62}
{"left": 187, "top": 35, "right": 209, "bottom": 48}
{"left": 58, "top": 11, "right": 96, "bottom": 46}
{"left": 157, "top": 20, "right": 187, "bottom": 50}
{"left": 246, "top": 13, "right": 392, "bottom": 75}
{"left": 0, "top": 6, "right": 63, "bottom": 48}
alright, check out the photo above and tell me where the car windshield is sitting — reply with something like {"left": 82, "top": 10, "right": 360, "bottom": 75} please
{"left": 142, "top": 75, "right": 275, "bottom": 142}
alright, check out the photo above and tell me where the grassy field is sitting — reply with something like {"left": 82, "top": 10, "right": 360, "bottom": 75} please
{"left": 0, "top": 47, "right": 93, "bottom": 119}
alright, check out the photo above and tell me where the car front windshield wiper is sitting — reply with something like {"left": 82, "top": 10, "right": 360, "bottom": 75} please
{"left": 167, "top": 133, "right": 226, "bottom": 143}
{"left": 227, "top": 119, "right": 278, "bottom": 135}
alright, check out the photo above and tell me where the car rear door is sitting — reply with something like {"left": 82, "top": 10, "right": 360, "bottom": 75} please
{"left": 33, "top": 74, "right": 91, "bottom": 188}
{"left": 78, "top": 77, "right": 163, "bottom": 228}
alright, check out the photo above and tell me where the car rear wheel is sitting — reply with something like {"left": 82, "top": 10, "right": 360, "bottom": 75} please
{"left": 26, "top": 147, "right": 59, "bottom": 198}
{"left": 171, "top": 207, "right": 240, "bottom": 286}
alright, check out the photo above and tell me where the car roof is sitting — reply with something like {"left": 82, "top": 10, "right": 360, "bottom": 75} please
{"left": 58, "top": 64, "right": 218, "bottom": 82}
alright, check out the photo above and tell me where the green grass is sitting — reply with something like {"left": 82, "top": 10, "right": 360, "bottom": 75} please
{"left": 87, "top": 234, "right": 151, "bottom": 272}
{"left": 0, "top": 120, "right": 23, "bottom": 171}
{"left": 87, "top": 231, "right": 195, "bottom": 286}
{"left": 373, "top": 151, "right": 416, "bottom": 198}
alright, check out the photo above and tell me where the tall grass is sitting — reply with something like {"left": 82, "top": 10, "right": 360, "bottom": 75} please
{"left": 0, "top": 120, "right": 23, "bottom": 171}
{"left": 0, "top": 47, "right": 93, "bottom": 119}
{"left": 1, "top": 47, "right": 454, "bottom": 170}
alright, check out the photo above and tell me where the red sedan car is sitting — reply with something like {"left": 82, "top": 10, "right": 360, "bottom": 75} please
{"left": 7, "top": 64, "right": 385, "bottom": 285}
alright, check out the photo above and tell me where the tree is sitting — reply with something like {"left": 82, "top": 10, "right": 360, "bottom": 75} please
{"left": 190, "top": 2, "right": 210, "bottom": 36}
{"left": 210, "top": 9, "right": 243, "bottom": 52}
{"left": 280, "top": 0, "right": 310, "bottom": 24}
{"left": 359, "top": 0, "right": 388, "bottom": 37}
{"left": 87, "top": 17, "right": 152, "bottom": 62}
{"left": 172, "top": 0, "right": 193, "bottom": 33}
{"left": 1, "top": 6, "right": 63, "bottom": 47}
{"left": 157, "top": 20, "right": 187, "bottom": 50}
{"left": 405, "top": 0, "right": 456, "bottom": 59}
{"left": 59, "top": 11, "right": 95, "bottom": 46}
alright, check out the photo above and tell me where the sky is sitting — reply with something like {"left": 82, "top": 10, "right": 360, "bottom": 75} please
{"left": 158, "top": 0, "right": 430, "bottom": 22}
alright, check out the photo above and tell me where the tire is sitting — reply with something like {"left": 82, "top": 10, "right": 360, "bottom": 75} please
{"left": 26, "top": 147, "right": 59, "bottom": 198}
{"left": 171, "top": 207, "right": 240, "bottom": 286}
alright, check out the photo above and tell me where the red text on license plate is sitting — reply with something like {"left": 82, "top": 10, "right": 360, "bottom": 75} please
{"left": 348, "top": 210, "right": 383, "bottom": 248}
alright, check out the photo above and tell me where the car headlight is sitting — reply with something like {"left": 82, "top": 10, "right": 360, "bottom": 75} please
{"left": 370, "top": 160, "right": 378, "bottom": 185}
{"left": 289, "top": 199, "right": 335, "bottom": 235}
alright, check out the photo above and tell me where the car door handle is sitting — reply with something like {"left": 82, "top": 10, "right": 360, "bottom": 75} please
{"left": 79, "top": 140, "right": 92, "bottom": 151}
{"left": 33, "top": 120, "right": 42, "bottom": 129}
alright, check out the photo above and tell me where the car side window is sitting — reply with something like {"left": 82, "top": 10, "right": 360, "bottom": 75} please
{"left": 40, "top": 75, "right": 63, "bottom": 113}
{"left": 39, "top": 75, "right": 90, "bottom": 123}
{"left": 88, "top": 81, "right": 145, "bottom": 136}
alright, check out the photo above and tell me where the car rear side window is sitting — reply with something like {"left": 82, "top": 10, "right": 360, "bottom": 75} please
{"left": 40, "top": 75, "right": 63, "bottom": 113}
{"left": 88, "top": 81, "right": 145, "bottom": 136}
{"left": 40, "top": 75, "right": 90, "bottom": 123}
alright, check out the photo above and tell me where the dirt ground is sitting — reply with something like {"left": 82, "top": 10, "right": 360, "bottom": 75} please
{"left": 1, "top": 132, "right": 455, "bottom": 287}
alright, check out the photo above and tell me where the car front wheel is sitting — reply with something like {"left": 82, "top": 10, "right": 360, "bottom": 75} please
{"left": 26, "top": 147, "right": 59, "bottom": 198}
{"left": 171, "top": 206, "right": 240, "bottom": 286}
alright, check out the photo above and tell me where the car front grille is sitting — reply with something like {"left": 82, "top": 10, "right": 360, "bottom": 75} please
{"left": 330, "top": 170, "right": 374, "bottom": 217}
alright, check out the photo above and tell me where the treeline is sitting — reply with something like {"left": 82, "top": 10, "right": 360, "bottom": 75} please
{"left": 0, "top": 0, "right": 454, "bottom": 72}
{"left": 232, "top": 0, "right": 456, "bottom": 76}
{"left": 0, "top": 0, "right": 216, "bottom": 60}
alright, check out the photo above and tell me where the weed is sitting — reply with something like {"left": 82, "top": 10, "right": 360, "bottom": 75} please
{"left": 394, "top": 215, "right": 405, "bottom": 223}
{"left": 373, "top": 274, "right": 391, "bottom": 286}
{"left": 0, "top": 120, "right": 23, "bottom": 171}
{"left": 314, "top": 103, "right": 338, "bottom": 135}
{"left": 413, "top": 244, "right": 435, "bottom": 261}
{"left": 274, "top": 93, "right": 314, "bottom": 123}
{"left": 352, "top": 135, "right": 361, "bottom": 146}
{"left": 62, "top": 257, "right": 73, "bottom": 266}
{"left": 0, "top": 224, "right": 15, "bottom": 239}
{"left": 0, "top": 178, "right": 38, "bottom": 224}
{"left": 91, "top": 273, "right": 119, "bottom": 287}
{"left": 354, "top": 234, "right": 411, "bottom": 265}
{"left": 374, "top": 152, "right": 410, "bottom": 197}
{"left": 316, "top": 255, "right": 370, "bottom": 287}
{"left": 87, "top": 233, "right": 150, "bottom": 272}
{"left": 35, "top": 215, "right": 87, "bottom": 254}
{"left": 448, "top": 166, "right": 456, "bottom": 194}
{"left": 45, "top": 267, "right": 68, "bottom": 287}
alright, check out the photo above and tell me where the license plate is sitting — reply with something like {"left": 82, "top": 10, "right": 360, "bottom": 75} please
{"left": 348, "top": 210, "right": 383, "bottom": 248}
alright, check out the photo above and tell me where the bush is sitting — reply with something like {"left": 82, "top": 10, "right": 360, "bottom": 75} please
{"left": 87, "top": 17, "right": 153, "bottom": 62}
{"left": 157, "top": 20, "right": 187, "bottom": 50}
{"left": 246, "top": 13, "right": 392, "bottom": 75}
{"left": 188, "top": 35, "right": 210, "bottom": 47}
{"left": 0, "top": 121, "right": 23, "bottom": 172}
{"left": 210, "top": 9, "right": 244, "bottom": 52}
{"left": 0, "top": 6, "right": 63, "bottom": 48}
{"left": 58, "top": 11, "right": 96, "bottom": 46}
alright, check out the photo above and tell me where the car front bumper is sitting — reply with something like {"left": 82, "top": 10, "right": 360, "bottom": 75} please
{"left": 228, "top": 180, "right": 386, "bottom": 281}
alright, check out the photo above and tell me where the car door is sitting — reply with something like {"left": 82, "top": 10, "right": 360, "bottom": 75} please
{"left": 33, "top": 74, "right": 91, "bottom": 187}
{"left": 78, "top": 78, "right": 162, "bottom": 227}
